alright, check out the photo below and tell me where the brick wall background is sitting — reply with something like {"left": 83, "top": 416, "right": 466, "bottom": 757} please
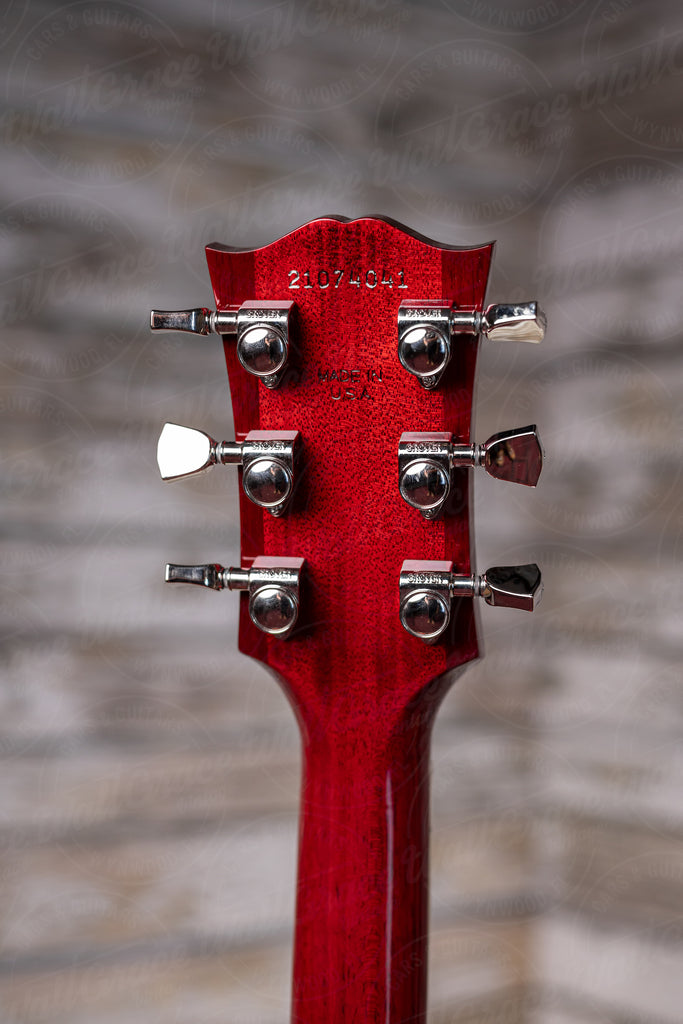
{"left": 1, "top": 1, "right": 682, "bottom": 1021}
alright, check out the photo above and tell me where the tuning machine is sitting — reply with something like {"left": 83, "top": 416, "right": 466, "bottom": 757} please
{"left": 399, "top": 560, "right": 542, "bottom": 643}
{"left": 165, "top": 556, "right": 304, "bottom": 637}
{"left": 157, "top": 424, "right": 300, "bottom": 516}
{"left": 397, "top": 301, "right": 546, "bottom": 388}
{"left": 398, "top": 425, "right": 543, "bottom": 518}
{"left": 150, "top": 300, "right": 295, "bottom": 388}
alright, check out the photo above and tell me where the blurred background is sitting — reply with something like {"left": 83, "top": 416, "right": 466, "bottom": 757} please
{"left": 1, "top": 0, "right": 682, "bottom": 1021}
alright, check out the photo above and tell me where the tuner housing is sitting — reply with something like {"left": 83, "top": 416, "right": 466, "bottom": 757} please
{"left": 239, "top": 430, "right": 301, "bottom": 516}
{"left": 397, "top": 302, "right": 454, "bottom": 389}
{"left": 399, "top": 560, "right": 454, "bottom": 644}
{"left": 398, "top": 432, "right": 453, "bottom": 519}
{"left": 150, "top": 299, "right": 295, "bottom": 389}
{"left": 399, "top": 559, "right": 542, "bottom": 643}
{"left": 235, "top": 300, "right": 294, "bottom": 389}
{"left": 399, "top": 425, "right": 544, "bottom": 517}
{"left": 165, "top": 555, "right": 305, "bottom": 638}
{"left": 397, "top": 299, "right": 546, "bottom": 388}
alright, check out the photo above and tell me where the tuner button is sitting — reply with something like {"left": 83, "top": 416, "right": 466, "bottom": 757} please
{"left": 481, "top": 425, "right": 544, "bottom": 487}
{"left": 399, "top": 459, "right": 450, "bottom": 513}
{"left": 150, "top": 307, "right": 214, "bottom": 335}
{"left": 478, "top": 564, "right": 543, "bottom": 611}
{"left": 157, "top": 423, "right": 216, "bottom": 481}
{"left": 481, "top": 302, "right": 546, "bottom": 344}
{"left": 399, "top": 590, "right": 450, "bottom": 643}
{"left": 243, "top": 458, "right": 293, "bottom": 511}
{"left": 249, "top": 586, "right": 299, "bottom": 636}
{"left": 397, "top": 324, "right": 450, "bottom": 388}
{"left": 165, "top": 563, "right": 225, "bottom": 589}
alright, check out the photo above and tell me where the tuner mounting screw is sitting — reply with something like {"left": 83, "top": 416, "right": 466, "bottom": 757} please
{"left": 399, "top": 559, "right": 542, "bottom": 643}
{"left": 165, "top": 556, "right": 305, "bottom": 638}
{"left": 157, "top": 424, "right": 301, "bottom": 517}
{"left": 150, "top": 300, "right": 294, "bottom": 389}
{"left": 397, "top": 300, "right": 546, "bottom": 388}
{"left": 399, "top": 425, "right": 543, "bottom": 517}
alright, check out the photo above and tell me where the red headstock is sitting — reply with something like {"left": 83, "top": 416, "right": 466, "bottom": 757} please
{"left": 206, "top": 215, "right": 492, "bottom": 723}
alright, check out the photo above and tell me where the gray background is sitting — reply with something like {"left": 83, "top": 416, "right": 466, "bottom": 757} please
{"left": 1, "top": 0, "right": 682, "bottom": 1021}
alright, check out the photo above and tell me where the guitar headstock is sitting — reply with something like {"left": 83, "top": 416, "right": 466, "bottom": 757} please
{"left": 153, "top": 216, "right": 544, "bottom": 731}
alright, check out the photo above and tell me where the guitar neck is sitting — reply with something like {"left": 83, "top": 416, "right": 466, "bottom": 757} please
{"left": 152, "top": 215, "right": 545, "bottom": 1023}
{"left": 292, "top": 703, "right": 435, "bottom": 1022}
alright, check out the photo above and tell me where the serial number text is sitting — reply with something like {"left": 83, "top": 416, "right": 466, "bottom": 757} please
{"left": 288, "top": 268, "right": 408, "bottom": 290}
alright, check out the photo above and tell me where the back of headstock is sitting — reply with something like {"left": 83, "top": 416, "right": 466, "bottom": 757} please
{"left": 151, "top": 215, "right": 545, "bottom": 1024}
{"left": 209, "top": 216, "right": 492, "bottom": 718}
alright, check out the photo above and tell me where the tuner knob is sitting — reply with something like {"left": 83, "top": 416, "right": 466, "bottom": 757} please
{"left": 480, "top": 302, "right": 546, "bottom": 345}
{"left": 399, "top": 559, "right": 542, "bottom": 643}
{"left": 399, "top": 425, "right": 543, "bottom": 518}
{"left": 157, "top": 424, "right": 301, "bottom": 517}
{"left": 397, "top": 301, "right": 546, "bottom": 388}
{"left": 476, "top": 563, "right": 543, "bottom": 612}
{"left": 150, "top": 300, "right": 294, "bottom": 389}
{"left": 165, "top": 556, "right": 304, "bottom": 638}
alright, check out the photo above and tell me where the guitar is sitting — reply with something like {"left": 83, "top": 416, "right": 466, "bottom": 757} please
{"left": 150, "top": 216, "right": 545, "bottom": 1023}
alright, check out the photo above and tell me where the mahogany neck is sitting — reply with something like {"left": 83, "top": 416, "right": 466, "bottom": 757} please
{"left": 291, "top": 709, "right": 434, "bottom": 1023}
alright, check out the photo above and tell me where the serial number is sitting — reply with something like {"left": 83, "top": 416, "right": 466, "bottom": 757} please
{"left": 288, "top": 268, "right": 408, "bottom": 290}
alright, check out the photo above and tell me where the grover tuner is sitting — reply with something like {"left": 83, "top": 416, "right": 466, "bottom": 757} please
{"left": 150, "top": 300, "right": 294, "bottom": 389}
{"left": 397, "top": 300, "right": 546, "bottom": 388}
{"left": 399, "top": 425, "right": 543, "bottom": 517}
{"left": 165, "top": 556, "right": 305, "bottom": 637}
{"left": 157, "top": 424, "right": 301, "bottom": 517}
{"left": 399, "top": 559, "right": 542, "bottom": 643}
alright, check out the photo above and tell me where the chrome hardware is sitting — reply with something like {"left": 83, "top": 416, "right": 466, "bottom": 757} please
{"left": 399, "top": 425, "right": 543, "bottom": 517}
{"left": 157, "top": 424, "right": 300, "bottom": 516}
{"left": 150, "top": 308, "right": 238, "bottom": 335}
{"left": 399, "top": 560, "right": 454, "bottom": 643}
{"left": 397, "top": 301, "right": 546, "bottom": 388}
{"left": 150, "top": 300, "right": 294, "bottom": 388}
{"left": 480, "top": 302, "right": 546, "bottom": 344}
{"left": 476, "top": 424, "right": 544, "bottom": 486}
{"left": 399, "top": 559, "right": 542, "bottom": 643}
{"left": 397, "top": 303, "right": 452, "bottom": 388}
{"left": 165, "top": 556, "right": 304, "bottom": 637}
{"left": 398, "top": 432, "right": 453, "bottom": 518}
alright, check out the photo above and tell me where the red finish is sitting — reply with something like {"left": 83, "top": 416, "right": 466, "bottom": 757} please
{"left": 205, "top": 217, "right": 493, "bottom": 1023}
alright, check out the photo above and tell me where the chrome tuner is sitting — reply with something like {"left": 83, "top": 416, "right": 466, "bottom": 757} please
{"left": 157, "top": 424, "right": 301, "bottom": 516}
{"left": 399, "top": 559, "right": 542, "bottom": 643}
{"left": 399, "top": 425, "right": 543, "bottom": 517}
{"left": 165, "top": 556, "right": 304, "bottom": 637}
{"left": 397, "top": 301, "right": 546, "bottom": 388}
{"left": 150, "top": 300, "right": 295, "bottom": 389}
